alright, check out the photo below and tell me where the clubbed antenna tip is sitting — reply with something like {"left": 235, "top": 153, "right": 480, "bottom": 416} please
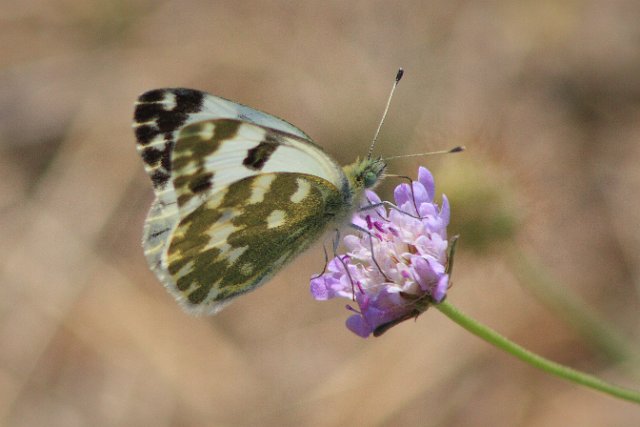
{"left": 382, "top": 145, "right": 466, "bottom": 161}
{"left": 367, "top": 67, "right": 405, "bottom": 160}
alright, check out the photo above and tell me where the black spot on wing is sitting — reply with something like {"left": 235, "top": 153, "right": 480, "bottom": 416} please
{"left": 149, "top": 227, "right": 170, "bottom": 239}
{"left": 141, "top": 146, "right": 173, "bottom": 173}
{"left": 151, "top": 170, "right": 171, "bottom": 188}
{"left": 138, "top": 89, "right": 165, "bottom": 103}
{"left": 134, "top": 88, "right": 206, "bottom": 188}
{"left": 135, "top": 88, "right": 205, "bottom": 137}
{"left": 160, "top": 147, "right": 172, "bottom": 170}
{"left": 188, "top": 173, "right": 213, "bottom": 194}
{"left": 242, "top": 134, "right": 279, "bottom": 170}
{"left": 134, "top": 102, "right": 160, "bottom": 123}
{"left": 141, "top": 147, "right": 163, "bottom": 165}
{"left": 135, "top": 124, "right": 158, "bottom": 146}
{"left": 158, "top": 90, "right": 204, "bottom": 133}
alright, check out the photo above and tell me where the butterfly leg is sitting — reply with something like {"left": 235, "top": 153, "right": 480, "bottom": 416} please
{"left": 312, "top": 229, "right": 342, "bottom": 279}
{"left": 312, "top": 240, "right": 331, "bottom": 279}
{"left": 329, "top": 228, "right": 360, "bottom": 299}
{"left": 349, "top": 223, "right": 391, "bottom": 282}
{"left": 358, "top": 173, "right": 424, "bottom": 219}
{"left": 358, "top": 201, "right": 423, "bottom": 220}
{"left": 332, "top": 228, "right": 341, "bottom": 255}
{"left": 382, "top": 173, "right": 423, "bottom": 215}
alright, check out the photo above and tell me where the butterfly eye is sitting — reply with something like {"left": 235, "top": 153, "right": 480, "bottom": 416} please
{"left": 363, "top": 171, "right": 378, "bottom": 188}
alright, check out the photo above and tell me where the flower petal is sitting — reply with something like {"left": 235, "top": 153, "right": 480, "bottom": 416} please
{"left": 310, "top": 276, "right": 331, "bottom": 300}
{"left": 439, "top": 194, "right": 450, "bottom": 226}
{"left": 346, "top": 314, "right": 372, "bottom": 337}
{"left": 411, "top": 181, "right": 430, "bottom": 205}
{"left": 393, "top": 183, "right": 412, "bottom": 207}
{"left": 418, "top": 166, "right": 435, "bottom": 201}
{"left": 309, "top": 166, "right": 451, "bottom": 337}
{"left": 432, "top": 274, "right": 449, "bottom": 303}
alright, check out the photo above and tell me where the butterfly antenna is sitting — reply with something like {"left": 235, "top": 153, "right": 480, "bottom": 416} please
{"left": 367, "top": 68, "right": 404, "bottom": 160}
{"left": 383, "top": 145, "right": 465, "bottom": 161}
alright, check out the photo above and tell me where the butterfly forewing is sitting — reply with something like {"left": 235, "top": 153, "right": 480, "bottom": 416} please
{"left": 171, "top": 119, "right": 346, "bottom": 220}
{"left": 134, "top": 88, "right": 312, "bottom": 192}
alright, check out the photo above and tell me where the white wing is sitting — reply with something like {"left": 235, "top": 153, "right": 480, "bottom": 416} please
{"left": 133, "top": 88, "right": 310, "bottom": 191}
{"left": 171, "top": 119, "right": 346, "bottom": 219}
{"left": 133, "top": 89, "right": 347, "bottom": 309}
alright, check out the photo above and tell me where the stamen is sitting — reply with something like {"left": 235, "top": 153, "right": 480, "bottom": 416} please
{"left": 346, "top": 304, "right": 361, "bottom": 314}
{"left": 366, "top": 215, "right": 373, "bottom": 230}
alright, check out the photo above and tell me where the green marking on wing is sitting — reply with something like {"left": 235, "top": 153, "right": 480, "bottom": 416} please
{"left": 171, "top": 120, "right": 241, "bottom": 208}
{"left": 165, "top": 172, "right": 345, "bottom": 309}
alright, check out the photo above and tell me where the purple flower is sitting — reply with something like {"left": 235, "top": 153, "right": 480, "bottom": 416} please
{"left": 310, "top": 167, "right": 451, "bottom": 337}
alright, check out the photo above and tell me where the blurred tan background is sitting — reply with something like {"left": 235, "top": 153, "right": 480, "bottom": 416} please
{"left": 2, "top": 1, "right": 640, "bottom": 426}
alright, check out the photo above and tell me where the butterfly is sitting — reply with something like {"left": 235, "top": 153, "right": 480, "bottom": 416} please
{"left": 133, "top": 88, "right": 387, "bottom": 314}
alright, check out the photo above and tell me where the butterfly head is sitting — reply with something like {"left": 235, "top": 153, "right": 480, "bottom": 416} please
{"left": 344, "top": 157, "right": 387, "bottom": 193}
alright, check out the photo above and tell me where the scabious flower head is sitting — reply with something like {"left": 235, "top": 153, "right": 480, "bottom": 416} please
{"left": 310, "top": 167, "right": 451, "bottom": 337}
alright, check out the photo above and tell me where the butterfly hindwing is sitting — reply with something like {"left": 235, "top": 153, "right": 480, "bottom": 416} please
{"left": 164, "top": 172, "right": 345, "bottom": 314}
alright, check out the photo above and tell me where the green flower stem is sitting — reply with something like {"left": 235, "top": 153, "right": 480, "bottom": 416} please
{"left": 435, "top": 300, "right": 640, "bottom": 404}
